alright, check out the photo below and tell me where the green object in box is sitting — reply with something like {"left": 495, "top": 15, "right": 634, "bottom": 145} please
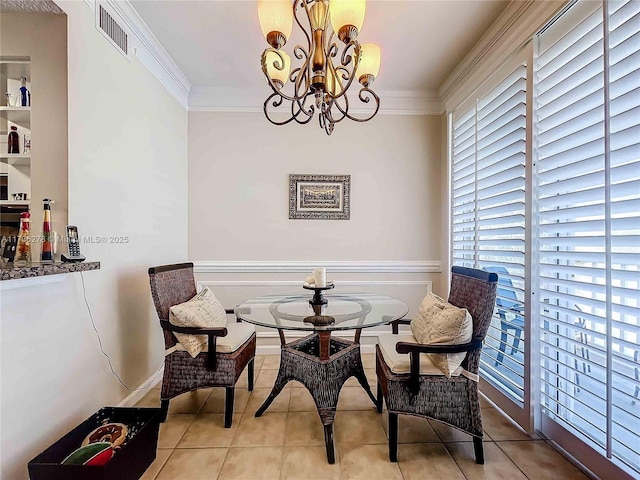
{"left": 61, "top": 442, "right": 113, "bottom": 466}
{"left": 28, "top": 407, "right": 160, "bottom": 480}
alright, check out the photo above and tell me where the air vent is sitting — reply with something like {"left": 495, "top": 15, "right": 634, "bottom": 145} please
{"left": 97, "top": 4, "right": 128, "bottom": 57}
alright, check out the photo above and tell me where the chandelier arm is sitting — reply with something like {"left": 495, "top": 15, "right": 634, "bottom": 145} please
{"left": 261, "top": 49, "right": 310, "bottom": 103}
{"left": 294, "top": 0, "right": 312, "bottom": 52}
{"left": 325, "top": 93, "right": 349, "bottom": 124}
{"left": 291, "top": 92, "right": 315, "bottom": 124}
{"left": 324, "top": 42, "right": 360, "bottom": 102}
{"left": 343, "top": 87, "right": 381, "bottom": 122}
{"left": 264, "top": 93, "right": 299, "bottom": 126}
{"left": 340, "top": 40, "right": 358, "bottom": 68}
{"left": 318, "top": 110, "right": 334, "bottom": 135}
{"left": 263, "top": 91, "right": 314, "bottom": 127}
{"left": 293, "top": 45, "right": 309, "bottom": 61}
{"left": 292, "top": 45, "right": 312, "bottom": 99}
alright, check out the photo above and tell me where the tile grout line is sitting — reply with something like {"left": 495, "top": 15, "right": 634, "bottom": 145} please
{"left": 492, "top": 440, "right": 533, "bottom": 479}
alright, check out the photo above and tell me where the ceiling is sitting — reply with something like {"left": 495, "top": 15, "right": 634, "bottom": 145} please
{"left": 130, "top": 0, "right": 510, "bottom": 106}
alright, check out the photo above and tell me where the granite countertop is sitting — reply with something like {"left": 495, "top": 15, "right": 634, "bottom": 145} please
{"left": 0, "top": 261, "right": 100, "bottom": 281}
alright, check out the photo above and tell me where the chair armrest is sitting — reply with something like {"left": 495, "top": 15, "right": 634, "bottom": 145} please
{"left": 395, "top": 340, "right": 483, "bottom": 394}
{"left": 395, "top": 340, "right": 483, "bottom": 355}
{"left": 160, "top": 320, "right": 228, "bottom": 370}
{"left": 160, "top": 320, "right": 228, "bottom": 337}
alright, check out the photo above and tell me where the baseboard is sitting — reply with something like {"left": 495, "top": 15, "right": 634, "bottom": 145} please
{"left": 117, "top": 366, "right": 164, "bottom": 407}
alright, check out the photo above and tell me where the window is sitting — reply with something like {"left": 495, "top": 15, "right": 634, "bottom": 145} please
{"left": 451, "top": 63, "right": 527, "bottom": 404}
{"left": 535, "top": 0, "right": 640, "bottom": 474}
{"left": 449, "top": 1, "right": 639, "bottom": 477}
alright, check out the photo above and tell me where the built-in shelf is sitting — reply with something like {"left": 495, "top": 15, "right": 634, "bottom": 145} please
{"left": 1, "top": 58, "right": 32, "bottom": 205}
{"left": 0, "top": 155, "right": 31, "bottom": 166}
{"left": 0, "top": 261, "right": 101, "bottom": 282}
{"left": 0, "top": 106, "right": 31, "bottom": 129}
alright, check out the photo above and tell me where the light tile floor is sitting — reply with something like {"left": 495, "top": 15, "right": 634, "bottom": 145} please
{"left": 136, "top": 354, "right": 591, "bottom": 480}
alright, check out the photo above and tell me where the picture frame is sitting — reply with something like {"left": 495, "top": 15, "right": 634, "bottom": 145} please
{"left": 289, "top": 174, "right": 350, "bottom": 220}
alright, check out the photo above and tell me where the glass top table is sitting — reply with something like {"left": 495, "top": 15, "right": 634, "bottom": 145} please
{"left": 235, "top": 292, "right": 409, "bottom": 332}
{"left": 234, "top": 292, "right": 408, "bottom": 464}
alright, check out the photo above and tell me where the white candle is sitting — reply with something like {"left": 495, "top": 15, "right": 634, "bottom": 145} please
{"left": 313, "top": 268, "right": 326, "bottom": 288}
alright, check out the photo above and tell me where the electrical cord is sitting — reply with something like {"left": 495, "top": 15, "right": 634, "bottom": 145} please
{"left": 80, "top": 271, "right": 163, "bottom": 391}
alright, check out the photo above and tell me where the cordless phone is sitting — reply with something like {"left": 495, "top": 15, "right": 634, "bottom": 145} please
{"left": 61, "top": 225, "right": 86, "bottom": 262}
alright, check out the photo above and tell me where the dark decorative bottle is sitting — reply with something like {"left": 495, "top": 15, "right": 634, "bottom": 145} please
{"left": 8, "top": 126, "right": 19, "bottom": 154}
{"left": 41, "top": 198, "right": 53, "bottom": 263}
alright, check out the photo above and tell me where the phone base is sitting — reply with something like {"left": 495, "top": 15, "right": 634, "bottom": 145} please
{"left": 61, "top": 253, "right": 86, "bottom": 263}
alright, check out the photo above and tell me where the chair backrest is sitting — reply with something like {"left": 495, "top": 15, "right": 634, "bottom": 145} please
{"left": 448, "top": 266, "right": 498, "bottom": 373}
{"left": 148, "top": 262, "right": 197, "bottom": 348}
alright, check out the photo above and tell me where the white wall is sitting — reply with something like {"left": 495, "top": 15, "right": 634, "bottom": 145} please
{"left": 0, "top": 3, "right": 188, "bottom": 479}
{"left": 189, "top": 112, "right": 443, "bottom": 349}
{"left": 189, "top": 112, "right": 441, "bottom": 262}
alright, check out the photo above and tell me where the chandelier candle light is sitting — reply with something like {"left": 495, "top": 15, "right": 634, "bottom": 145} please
{"left": 258, "top": 0, "right": 381, "bottom": 135}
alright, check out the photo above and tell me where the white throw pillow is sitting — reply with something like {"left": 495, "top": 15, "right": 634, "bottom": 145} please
{"left": 410, "top": 292, "right": 473, "bottom": 377}
{"left": 169, "top": 287, "right": 228, "bottom": 358}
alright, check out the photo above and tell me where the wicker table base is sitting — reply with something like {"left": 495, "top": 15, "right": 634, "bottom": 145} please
{"left": 255, "top": 333, "right": 376, "bottom": 463}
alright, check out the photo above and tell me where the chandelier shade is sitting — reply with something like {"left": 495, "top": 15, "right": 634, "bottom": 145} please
{"left": 258, "top": 0, "right": 381, "bottom": 135}
{"left": 356, "top": 42, "right": 381, "bottom": 85}
{"left": 329, "top": 0, "right": 366, "bottom": 43}
{"left": 258, "top": 0, "right": 293, "bottom": 48}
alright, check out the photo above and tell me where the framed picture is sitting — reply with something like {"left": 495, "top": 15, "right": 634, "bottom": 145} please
{"left": 289, "top": 174, "right": 350, "bottom": 220}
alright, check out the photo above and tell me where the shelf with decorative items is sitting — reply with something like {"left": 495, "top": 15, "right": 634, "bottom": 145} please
{"left": 0, "top": 57, "right": 31, "bottom": 206}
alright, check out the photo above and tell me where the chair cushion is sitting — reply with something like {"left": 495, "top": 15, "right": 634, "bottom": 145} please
{"left": 377, "top": 333, "right": 463, "bottom": 376}
{"left": 410, "top": 292, "right": 472, "bottom": 377}
{"left": 171, "top": 321, "right": 255, "bottom": 354}
{"left": 169, "top": 286, "right": 228, "bottom": 357}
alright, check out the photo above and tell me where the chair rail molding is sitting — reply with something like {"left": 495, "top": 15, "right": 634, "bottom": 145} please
{"left": 193, "top": 260, "right": 441, "bottom": 274}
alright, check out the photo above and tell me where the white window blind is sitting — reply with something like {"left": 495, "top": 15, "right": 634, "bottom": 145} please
{"left": 451, "top": 64, "right": 527, "bottom": 403}
{"left": 535, "top": 0, "right": 640, "bottom": 475}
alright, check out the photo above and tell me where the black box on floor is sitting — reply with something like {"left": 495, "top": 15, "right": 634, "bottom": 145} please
{"left": 28, "top": 407, "right": 161, "bottom": 480}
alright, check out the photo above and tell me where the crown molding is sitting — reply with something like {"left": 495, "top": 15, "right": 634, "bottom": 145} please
{"left": 99, "top": 0, "right": 192, "bottom": 108}
{"left": 193, "top": 260, "right": 441, "bottom": 274}
{"left": 440, "top": 0, "right": 567, "bottom": 112}
{"left": 189, "top": 87, "right": 443, "bottom": 116}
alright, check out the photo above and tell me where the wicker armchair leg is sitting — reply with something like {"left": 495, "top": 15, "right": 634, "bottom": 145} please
{"left": 323, "top": 424, "right": 336, "bottom": 464}
{"left": 224, "top": 387, "right": 235, "bottom": 428}
{"left": 376, "top": 383, "right": 383, "bottom": 413}
{"left": 248, "top": 358, "right": 255, "bottom": 392}
{"left": 473, "top": 437, "right": 484, "bottom": 464}
{"left": 159, "top": 399, "right": 169, "bottom": 423}
{"left": 388, "top": 412, "right": 398, "bottom": 462}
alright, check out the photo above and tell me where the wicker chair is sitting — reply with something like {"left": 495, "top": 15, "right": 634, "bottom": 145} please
{"left": 148, "top": 262, "right": 256, "bottom": 427}
{"left": 375, "top": 266, "right": 498, "bottom": 464}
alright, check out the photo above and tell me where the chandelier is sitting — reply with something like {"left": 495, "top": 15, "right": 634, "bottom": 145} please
{"left": 258, "top": 0, "right": 381, "bottom": 135}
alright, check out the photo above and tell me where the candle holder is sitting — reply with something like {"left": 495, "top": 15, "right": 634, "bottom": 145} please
{"left": 303, "top": 282, "right": 334, "bottom": 306}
